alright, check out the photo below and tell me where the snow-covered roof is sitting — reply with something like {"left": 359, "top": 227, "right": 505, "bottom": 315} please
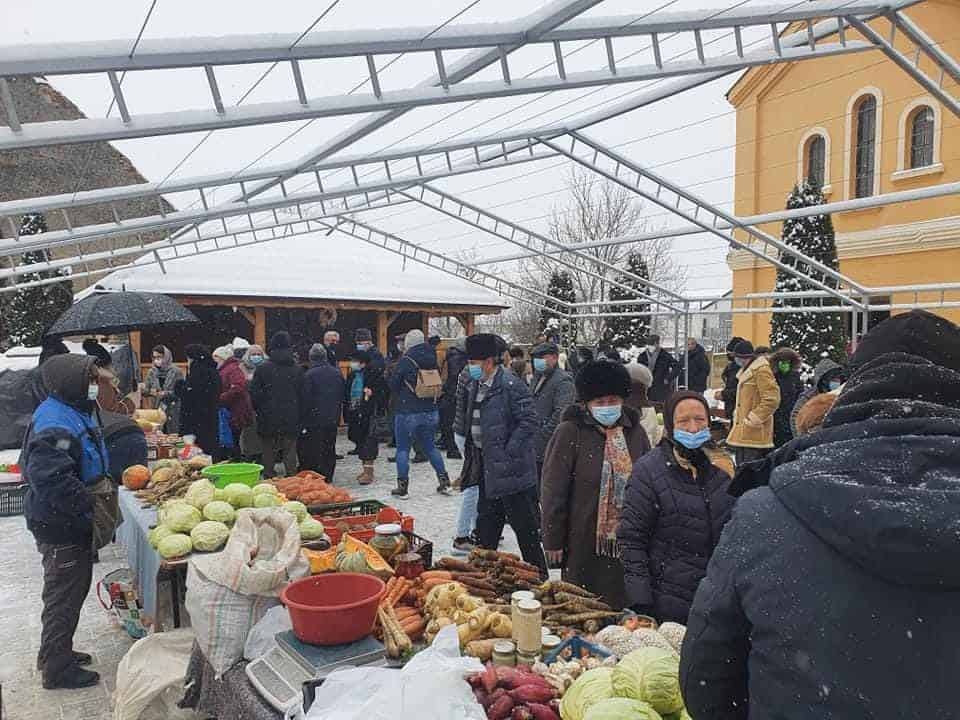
{"left": 95, "top": 233, "right": 508, "bottom": 309}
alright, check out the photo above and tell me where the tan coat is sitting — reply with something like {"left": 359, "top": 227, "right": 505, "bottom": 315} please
{"left": 726, "top": 356, "right": 780, "bottom": 449}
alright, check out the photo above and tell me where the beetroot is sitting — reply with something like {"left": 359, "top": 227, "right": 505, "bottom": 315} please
{"left": 468, "top": 674, "right": 483, "bottom": 689}
{"left": 511, "top": 706, "right": 534, "bottom": 720}
{"left": 495, "top": 667, "right": 554, "bottom": 691}
{"left": 527, "top": 703, "right": 561, "bottom": 720}
{"left": 473, "top": 688, "right": 491, "bottom": 709}
{"left": 482, "top": 662, "right": 499, "bottom": 693}
{"left": 508, "top": 685, "right": 556, "bottom": 704}
{"left": 487, "top": 694, "right": 515, "bottom": 720}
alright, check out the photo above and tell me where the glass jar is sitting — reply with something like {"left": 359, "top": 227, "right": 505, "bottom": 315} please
{"left": 515, "top": 598, "right": 543, "bottom": 654}
{"left": 393, "top": 552, "right": 424, "bottom": 578}
{"left": 492, "top": 640, "right": 516, "bottom": 667}
{"left": 516, "top": 649, "right": 539, "bottom": 667}
{"left": 369, "top": 523, "right": 407, "bottom": 563}
{"left": 510, "top": 590, "right": 535, "bottom": 643}
{"left": 541, "top": 634, "right": 562, "bottom": 657}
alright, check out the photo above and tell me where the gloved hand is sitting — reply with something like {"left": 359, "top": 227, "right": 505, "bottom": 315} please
{"left": 454, "top": 433, "right": 466, "bottom": 456}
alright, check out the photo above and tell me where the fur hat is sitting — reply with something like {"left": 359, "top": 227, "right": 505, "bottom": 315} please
{"left": 575, "top": 360, "right": 632, "bottom": 402}
{"left": 733, "top": 339, "right": 755, "bottom": 358}
{"left": 850, "top": 309, "right": 960, "bottom": 373}
{"left": 232, "top": 337, "right": 250, "bottom": 351}
{"left": 354, "top": 327, "right": 373, "bottom": 343}
{"left": 404, "top": 329, "right": 426, "bottom": 352}
{"left": 270, "top": 331, "right": 291, "bottom": 352}
{"left": 213, "top": 345, "right": 233, "bottom": 362}
{"left": 466, "top": 333, "right": 502, "bottom": 360}
{"left": 726, "top": 336, "right": 746, "bottom": 354}
{"left": 627, "top": 362, "right": 653, "bottom": 388}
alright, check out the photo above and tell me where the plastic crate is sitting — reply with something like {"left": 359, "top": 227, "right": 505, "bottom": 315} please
{"left": 308, "top": 499, "right": 414, "bottom": 544}
{"left": 0, "top": 483, "right": 28, "bottom": 517}
{"left": 403, "top": 530, "right": 433, "bottom": 569}
{"left": 543, "top": 635, "right": 612, "bottom": 665}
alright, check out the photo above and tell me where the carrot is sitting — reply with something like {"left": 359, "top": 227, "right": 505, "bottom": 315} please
{"left": 383, "top": 577, "right": 406, "bottom": 608}
{"left": 438, "top": 557, "right": 474, "bottom": 572}
{"left": 421, "top": 577, "right": 450, "bottom": 591}
{"left": 390, "top": 578, "right": 412, "bottom": 608}
{"left": 394, "top": 606, "right": 420, "bottom": 621}
{"left": 400, "top": 616, "right": 426, "bottom": 640}
{"left": 381, "top": 577, "right": 397, "bottom": 607}
{"left": 420, "top": 570, "right": 453, "bottom": 581}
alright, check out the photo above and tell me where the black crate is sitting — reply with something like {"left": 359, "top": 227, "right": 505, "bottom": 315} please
{"left": 0, "top": 483, "right": 27, "bottom": 517}
{"left": 306, "top": 499, "right": 388, "bottom": 518}
{"left": 404, "top": 530, "right": 433, "bottom": 569}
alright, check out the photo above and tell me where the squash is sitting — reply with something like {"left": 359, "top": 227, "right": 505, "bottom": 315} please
{"left": 334, "top": 535, "right": 394, "bottom": 580}
{"left": 122, "top": 464, "right": 150, "bottom": 491}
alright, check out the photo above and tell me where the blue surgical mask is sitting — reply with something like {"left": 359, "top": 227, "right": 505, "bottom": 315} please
{"left": 674, "top": 428, "right": 710, "bottom": 449}
{"left": 356, "top": 344, "right": 366, "bottom": 352}
{"left": 828, "top": 380, "right": 842, "bottom": 391}
{"left": 468, "top": 364, "right": 484, "bottom": 381}
{"left": 590, "top": 404, "right": 622, "bottom": 426}
{"left": 350, "top": 361, "right": 361, "bottom": 371}
{"left": 250, "top": 355, "right": 264, "bottom": 366}
{"left": 532, "top": 358, "right": 547, "bottom": 373}
{"left": 88, "top": 383, "right": 100, "bottom": 401}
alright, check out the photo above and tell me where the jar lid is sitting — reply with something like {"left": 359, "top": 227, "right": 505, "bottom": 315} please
{"left": 493, "top": 640, "right": 515, "bottom": 653}
{"left": 511, "top": 590, "right": 534, "bottom": 602}
{"left": 374, "top": 523, "right": 402, "bottom": 535}
{"left": 517, "top": 598, "right": 542, "bottom": 612}
{"left": 542, "top": 635, "right": 562, "bottom": 647}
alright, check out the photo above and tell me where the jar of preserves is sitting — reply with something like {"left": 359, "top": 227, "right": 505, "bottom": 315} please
{"left": 369, "top": 523, "right": 407, "bottom": 563}
{"left": 516, "top": 649, "right": 539, "bottom": 667}
{"left": 541, "top": 634, "right": 562, "bottom": 657}
{"left": 492, "top": 640, "right": 516, "bottom": 667}
{"left": 515, "top": 598, "right": 543, "bottom": 654}
{"left": 393, "top": 552, "right": 424, "bottom": 579}
{"left": 510, "top": 590, "right": 534, "bottom": 642}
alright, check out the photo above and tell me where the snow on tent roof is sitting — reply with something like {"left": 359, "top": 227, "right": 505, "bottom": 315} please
{"left": 95, "top": 233, "right": 508, "bottom": 308}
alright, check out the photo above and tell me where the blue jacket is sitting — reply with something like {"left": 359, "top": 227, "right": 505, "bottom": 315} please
{"left": 302, "top": 361, "right": 345, "bottom": 428}
{"left": 459, "top": 367, "right": 539, "bottom": 500}
{"left": 389, "top": 342, "right": 441, "bottom": 415}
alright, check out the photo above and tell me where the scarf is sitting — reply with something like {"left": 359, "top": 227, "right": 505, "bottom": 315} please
{"left": 671, "top": 443, "right": 735, "bottom": 480}
{"left": 596, "top": 425, "right": 633, "bottom": 559}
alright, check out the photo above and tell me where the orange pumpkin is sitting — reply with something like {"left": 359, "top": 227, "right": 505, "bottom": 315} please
{"left": 122, "top": 464, "right": 151, "bottom": 490}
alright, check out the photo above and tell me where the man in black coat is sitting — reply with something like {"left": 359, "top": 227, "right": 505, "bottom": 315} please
{"left": 681, "top": 310, "right": 960, "bottom": 720}
{"left": 715, "top": 336, "right": 744, "bottom": 418}
{"left": 638, "top": 334, "right": 681, "bottom": 405}
{"left": 679, "top": 337, "right": 711, "bottom": 392}
{"left": 299, "top": 344, "right": 344, "bottom": 481}
{"left": 439, "top": 337, "right": 467, "bottom": 459}
{"left": 177, "top": 344, "right": 221, "bottom": 455}
{"left": 250, "top": 331, "right": 304, "bottom": 478}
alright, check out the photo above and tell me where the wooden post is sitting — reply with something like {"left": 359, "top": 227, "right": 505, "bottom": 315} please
{"left": 254, "top": 307, "right": 266, "bottom": 348}
{"left": 421, "top": 312, "right": 430, "bottom": 336}
{"left": 464, "top": 314, "right": 476, "bottom": 336}
{"left": 377, "top": 311, "right": 389, "bottom": 353}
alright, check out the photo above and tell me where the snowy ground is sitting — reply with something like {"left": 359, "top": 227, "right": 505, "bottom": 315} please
{"left": 0, "top": 434, "right": 520, "bottom": 720}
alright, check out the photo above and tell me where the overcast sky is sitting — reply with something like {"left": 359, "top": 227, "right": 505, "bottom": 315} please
{"left": 1, "top": 0, "right": 764, "bottom": 300}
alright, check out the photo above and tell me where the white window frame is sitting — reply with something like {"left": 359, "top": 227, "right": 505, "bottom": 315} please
{"left": 797, "top": 127, "right": 832, "bottom": 195}
{"left": 893, "top": 96, "right": 944, "bottom": 181}
{"left": 843, "top": 86, "right": 883, "bottom": 200}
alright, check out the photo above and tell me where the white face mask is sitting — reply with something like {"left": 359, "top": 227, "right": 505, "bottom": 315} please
{"left": 646, "top": 345, "right": 657, "bottom": 354}
{"left": 87, "top": 383, "right": 100, "bottom": 401}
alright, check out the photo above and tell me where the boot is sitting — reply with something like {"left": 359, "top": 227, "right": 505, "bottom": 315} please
{"left": 43, "top": 664, "right": 100, "bottom": 690}
{"left": 391, "top": 477, "right": 410, "bottom": 499}
{"left": 412, "top": 452, "right": 429, "bottom": 464}
{"left": 436, "top": 471, "right": 452, "bottom": 496}
{"left": 357, "top": 462, "right": 374, "bottom": 485}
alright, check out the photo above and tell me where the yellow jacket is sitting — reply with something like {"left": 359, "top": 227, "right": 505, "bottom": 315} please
{"left": 726, "top": 356, "right": 781, "bottom": 449}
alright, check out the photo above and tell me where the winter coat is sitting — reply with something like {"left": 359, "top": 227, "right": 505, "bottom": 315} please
{"left": 720, "top": 360, "right": 739, "bottom": 417}
{"left": 617, "top": 443, "right": 734, "bottom": 623}
{"left": 681, "top": 353, "right": 960, "bottom": 720}
{"left": 680, "top": 343, "right": 711, "bottom": 392}
{"left": 638, "top": 349, "right": 681, "bottom": 403}
{"left": 725, "top": 356, "right": 780, "bottom": 449}
{"left": 218, "top": 357, "right": 254, "bottom": 430}
{"left": 541, "top": 404, "right": 651, "bottom": 609}
{"left": 145, "top": 362, "right": 183, "bottom": 432}
{"left": 344, "top": 365, "right": 386, "bottom": 425}
{"left": 177, "top": 357, "right": 221, "bottom": 454}
{"left": 455, "top": 367, "right": 539, "bottom": 500}
{"left": 772, "top": 369, "right": 802, "bottom": 448}
{"left": 443, "top": 346, "right": 468, "bottom": 400}
{"left": 530, "top": 366, "right": 576, "bottom": 462}
{"left": 249, "top": 348, "right": 304, "bottom": 437}
{"left": 21, "top": 355, "right": 110, "bottom": 548}
{"left": 302, "top": 360, "right": 344, "bottom": 429}
{"left": 790, "top": 358, "right": 842, "bottom": 436}
{"left": 389, "top": 342, "right": 441, "bottom": 415}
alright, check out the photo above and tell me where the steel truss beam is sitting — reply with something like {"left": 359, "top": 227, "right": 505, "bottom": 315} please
{"left": 541, "top": 132, "right": 868, "bottom": 308}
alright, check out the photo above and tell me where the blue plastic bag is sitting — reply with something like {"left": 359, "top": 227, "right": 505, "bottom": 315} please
{"left": 218, "top": 407, "right": 235, "bottom": 449}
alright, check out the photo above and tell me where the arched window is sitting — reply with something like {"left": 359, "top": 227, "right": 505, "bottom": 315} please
{"left": 910, "top": 106, "right": 935, "bottom": 169}
{"left": 806, "top": 135, "right": 826, "bottom": 188}
{"left": 854, "top": 96, "right": 877, "bottom": 198}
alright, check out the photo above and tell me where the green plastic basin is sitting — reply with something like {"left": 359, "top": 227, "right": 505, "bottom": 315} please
{"left": 201, "top": 463, "right": 264, "bottom": 489}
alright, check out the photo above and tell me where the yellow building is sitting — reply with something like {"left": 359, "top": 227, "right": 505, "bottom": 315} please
{"left": 726, "top": 0, "right": 960, "bottom": 345}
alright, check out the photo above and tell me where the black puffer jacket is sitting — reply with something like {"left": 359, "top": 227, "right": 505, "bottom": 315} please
{"left": 250, "top": 348, "right": 304, "bottom": 436}
{"left": 617, "top": 443, "right": 734, "bottom": 623}
{"left": 681, "top": 352, "right": 960, "bottom": 720}
{"left": 772, "top": 369, "right": 802, "bottom": 448}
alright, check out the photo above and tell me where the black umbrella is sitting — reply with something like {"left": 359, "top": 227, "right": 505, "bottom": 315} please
{"left": 45, "top": 291, "right": 199, "bottom": 338}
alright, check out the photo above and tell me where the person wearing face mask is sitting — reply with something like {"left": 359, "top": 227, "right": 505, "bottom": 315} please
{"left": 144, "top": 345, "right": 184, "bottom": 433}
{"left": 715, "top": 336, "right": 746, "bottom": 419}
{"left": 454, "top": 333, "right": 548, "bottom": 575}
{"left": 725, "top": 340, "right": 781, "bottom": 466}
{"left": 638, "top": 334, "right": 681, "bottom": 406}
{"left": 322, "top": 330, "right": 340, "bottom": 365}
{"left": 617, "top": 391, "right": 734, "bottom": 623}
{"left": 21, "top": 354, "right": 121, "bottom": 690}
{"left": 218, "top": 341, "right": 254, "bottom": 462}
{"left": 789, "top": 357, "right": 845, "bottom": 437}
{"left": 250, "top": 332, "right": 304, "bottom": 478}
{"left": 540, "top": 361, "right": 651, "bottom": 608}
{"left": 238, "top": 344, "right": 266, "bottom": 461}
{"left": 344, "top": 349, "right": 384, "bottom": 484}
{"left": 768, "top": 347, "right": 803, "bottom": 448}
{"left": 529, "top": 342, "right": 575, "bottom": 483}
{"left": 177, "top": 344, "right": 221, "bottom": 455}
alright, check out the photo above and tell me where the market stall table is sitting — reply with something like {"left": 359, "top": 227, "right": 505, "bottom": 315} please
{"left": 181, "top": 642, "right": 283, "bottom": 720}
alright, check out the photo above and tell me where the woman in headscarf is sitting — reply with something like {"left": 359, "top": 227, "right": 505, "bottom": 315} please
{"left": 540, "top": 361, "right": 651, "bottom": 609}
{"left": 176, "top": 344, "right": 221, "bottom": 455}
{"left": 239, "top": 344, "right": 265, "bottom": 461}
{"left": 617, "top": 391, "right": 735, "bottom": 623}
{"left": 144, "top": 345, "right": 184, "bottom": 433}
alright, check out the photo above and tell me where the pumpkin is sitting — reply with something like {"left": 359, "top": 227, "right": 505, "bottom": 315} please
{"left": 122, "top": 464, "right": 151, "bottom": 490}
{"left": 334, "top": 535, "right": 394, "bottom": 580}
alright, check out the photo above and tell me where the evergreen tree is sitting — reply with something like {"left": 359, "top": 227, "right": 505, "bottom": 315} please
{"left": 7, "top": 213, "right": 73, "bottom": 347}
{"left": 603, "top": 252, "right": 651, "bottom": 351}
{"left": 539, "top": 269, "right": 577, "bottom": 346}
{"left": 769, "top": 181, "right": 847, "bottom": 362}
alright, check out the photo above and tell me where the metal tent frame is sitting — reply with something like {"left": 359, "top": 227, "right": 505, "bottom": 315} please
{"left": 2, "top": 0, "right": 960, "bottom": 360}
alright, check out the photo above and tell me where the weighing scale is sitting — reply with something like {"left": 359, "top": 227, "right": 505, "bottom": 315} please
{"left": 245, "top": 632, "right": 386, "bottom": 717}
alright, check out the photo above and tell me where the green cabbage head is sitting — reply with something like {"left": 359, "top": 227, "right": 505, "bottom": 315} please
{"left": 213, "top": 487, "right": 227, "bottom": 502}
{"left": 299, "top": 517, "right": 326, "bottom": 540}
{"left": 252, "top": 483, "right": 279, "bottom": 497}
{"left": 612, "top": 647, "right": 683, "bottom": 716}
{"left": 560, "top": 667, "right": 615, "bottom": 720}
{"left": 584, "top": 697, "right": 663, "bottom": 720}
{"left": 282, "top": 501, "right": 308, "bottom": 523}
{"left": 190, "top": 520, "right": 231, "bottom": 552}
{"left": 157, "top": 533, "right": 193, "bottom": 559}
{"left": 254, "top": 493, "right": 281, "bottom": 508}
{"left": 184, "top": 478, "right": 217, "bottom": 509}
{"left": 162, "top": 503, "right": 202, "bottom": 533}
{"left": 148, "top": 525, "right": 175, "bottom": 549}
{"left": 202, "top": 500, "right": 236, "bottom": 525}
{"left": 223, "top": 483, "right": 254, "bottom": 508}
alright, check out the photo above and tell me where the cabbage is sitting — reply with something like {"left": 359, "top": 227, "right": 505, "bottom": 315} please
{"left": 254, "top": 493, "right": 281, "bottom": 508}
{"left": 157, "top": 499, "right": 190, "bottom": 526}
{"left": 148, "top": 525, "right": 175, "bottom": 549}
{"left": 560, "top": 667, "right": 615, "bottom": 720}
{"left": 223, "top": 483, "right": 254, "bottom": 509}
{"left": 213, "top": 488, "right": 226, "bottom": 502}
{"left": 202, "top": 500, "right": 236, "bottom": 525}
{"left": 157, "top": 533, "right": 193, "bottom": 559}
{"left": 299, "top": 517, "right": 326, "bottom": 540}
{"left": 184, "top": 478, "right": 216, "bottom": 509}
{"left": 612, "top": 648, "right": 683, "bottom": 716}
{"left": 584, "top": 698, "right": 663, "bottom": 720}
{"left": 282, "top": 501, "right": 308, "bottom": 523}
{"left": 162, "top": 503, "right": 202, "bottom": 533}
{"left": 252, "top": 483, "right": 278, "bottom": 497}
{"left": 190, "top": 520, "right": 231, "bottom": 552}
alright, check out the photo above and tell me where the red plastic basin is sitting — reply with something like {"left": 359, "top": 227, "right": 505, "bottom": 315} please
{"left": 281, "top": 573, "right": 386, "bottom": 646}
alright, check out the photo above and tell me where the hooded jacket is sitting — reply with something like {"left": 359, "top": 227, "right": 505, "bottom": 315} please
{"left": 218, "top": 356, "right": 254, "bottom": 430}
{"left": 389, "top": 334, "right": 441, "bottom": 415}
{"left": 250, "top": 347, "right": 304, "bottom": 436}
{"left": 681, "top": 352, "right": 960, "bottom": 720}
{"left": 21, "top": 354, "right": 108, "bottom": 547}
